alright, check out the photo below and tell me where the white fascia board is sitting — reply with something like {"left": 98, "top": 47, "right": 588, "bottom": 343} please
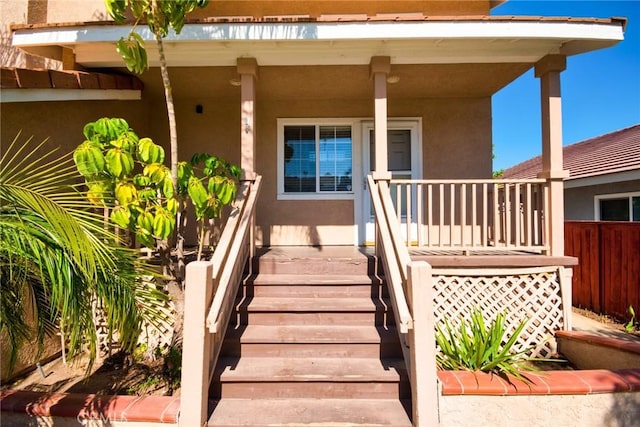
{"left": 12, "top": 20, "right": 624, "bottom": 46}
{"left": 564, "top": 169, "right": 640, "bottom": 189}
{"left": 1, "top": 89, "right": 142, "bottom": 103}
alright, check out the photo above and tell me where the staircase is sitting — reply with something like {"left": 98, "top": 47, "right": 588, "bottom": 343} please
{"left": 207, "top": 247, "right": 412, "bottom": 426}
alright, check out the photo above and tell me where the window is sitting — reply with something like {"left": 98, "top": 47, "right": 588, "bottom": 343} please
{"left": 596, "top": 192, "right": 640, "bottom": 221}
{"left": 279, "top": 121, "right": 353, "bottom": 197}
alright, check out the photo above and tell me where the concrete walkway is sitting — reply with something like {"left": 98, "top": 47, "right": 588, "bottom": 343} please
{"left": 572, "top": 310, "right": 640, "bottom": 343}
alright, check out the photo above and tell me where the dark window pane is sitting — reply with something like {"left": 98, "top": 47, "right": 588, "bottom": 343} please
{"left": 600, "top": 198, "right": 630, "bottom": 221}
{"left": 633, "top": 197, "right": 640, "bottom": 221}
{"left": 284, "top": 126, "right": 316, "bottom": 192}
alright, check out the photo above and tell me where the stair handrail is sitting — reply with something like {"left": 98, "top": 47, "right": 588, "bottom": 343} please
{"left": 368, "top": 174, "right": 439, "bottom": 427}
{"left": 207, "top": 175, "right": 262, "bottom": 333}
{"left": 179, "top": 175, "right": 261, "bottom": 427}
{"left": 367, "top": 174, "right": 413, "bottom": 333}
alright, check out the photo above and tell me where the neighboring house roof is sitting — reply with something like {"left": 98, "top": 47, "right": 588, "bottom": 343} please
{"left": 0, "top": 67, "right": 143, "bottom": 102}
{"left": 503, "top": 124, "right": 640, "bottom": 183}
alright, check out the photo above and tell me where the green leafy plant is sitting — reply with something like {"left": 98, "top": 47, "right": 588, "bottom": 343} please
{"left": 0, "top": 133, "right": 170, "bottom": 374}
{"left": 74, "top": 117, "right": 240, "bottom": 266}
{"left": 435, "top": 308, "right": 542, "bottom": 382}
{"left": 625, "top": 305, "right": 637, "bottom": 333}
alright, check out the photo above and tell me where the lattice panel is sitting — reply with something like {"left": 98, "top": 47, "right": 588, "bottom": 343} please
{"left": 432, "top": 267, "right": 565, "bottom": 358}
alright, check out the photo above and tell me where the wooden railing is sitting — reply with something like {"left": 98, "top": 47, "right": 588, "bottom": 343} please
{"left": 390, "top": 179, "right": 549, "bottom": 252}
{"left": 367, "top": 175, "right": 438, "bottom": 427}
{"left": 179, "top": 176, "right": 262, "bottom": 427}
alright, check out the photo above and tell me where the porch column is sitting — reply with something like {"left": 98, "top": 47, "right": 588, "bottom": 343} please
{"left": 535, "top": 54, "right": 569, "bottom": 256}
{"left": 370, "top": 56, "right": 392, "bottom": 180}
{"left": 237, "top": 57, "right": 258, "bottom": 179}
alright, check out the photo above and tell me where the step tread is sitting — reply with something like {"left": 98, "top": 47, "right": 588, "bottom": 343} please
{"left": 226, "top": 324, "right": 398, "bottom": 344}
{"left": 208, "top": 398, "right": 412, "bottom": 426}
{"left": 242, "top": 297, "right": 387, "bottom": 312}
{"left": 247, "top": 273, "right": 379, "bottom": 285}
{"left": 216, "top": 357, "right": 406, "bottom": 382}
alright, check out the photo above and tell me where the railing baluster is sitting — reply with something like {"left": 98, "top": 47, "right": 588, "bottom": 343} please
{"left": 504, "top": 183, "right": 511, "bottom": 247}
{"left": 515, "top": 183, "right": 521, "bottom": 247}
{"left": 471, "top": 183, "right": 477, "bottom": 248}
{"left": 493, "top": 182, "right": 500, "bottom": 247}
{"left": 417, "top": 183, "right": 424, "bottom": 247}
{"left": 406, "top": 183, "right": 412, "bottom": 246}
{"left": 525, "top": 183, "right": 532, "bottom": 247}
{"left": 482, "top": 183, "right": 488, "bottom": 247}
{"left": 439, "top": 183, "right": 444, "bottom": 247}
{"left": 427, "top": 184, "right": 433, "bottom": 247}
{"left": 461, "top": 183, "right": 467, "bottom": 248}
{"left": 450, "top": 183, "right": 455, "bottom": 247}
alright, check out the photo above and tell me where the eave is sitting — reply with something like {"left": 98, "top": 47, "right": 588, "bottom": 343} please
{"left": 11, "top": 17, "right": 625, "bottom": 69}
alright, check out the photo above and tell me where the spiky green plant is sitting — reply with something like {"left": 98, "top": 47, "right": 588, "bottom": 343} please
{"left": 0, "top": 133, "right": 170, "bottom": 374}
{"left": 435, "top": 308, "right": 540, "bottom": 382}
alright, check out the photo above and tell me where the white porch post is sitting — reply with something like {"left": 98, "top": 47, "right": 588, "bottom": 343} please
{"left": 370, "top": 56, "right": 392, "bottom": 180}
{"left": 535, "top": 54, "right": 569, "bottom": 256}
{"left": 237, "top": 57, "right": 258, "bottom": 179}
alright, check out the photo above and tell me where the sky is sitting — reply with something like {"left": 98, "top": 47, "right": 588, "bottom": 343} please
{"left": 490, "top": 0, "right": 640, "bottom": 171}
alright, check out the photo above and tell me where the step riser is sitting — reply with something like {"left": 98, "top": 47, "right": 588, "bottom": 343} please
{"left": 221, "top": 343, "right": 403, "bottom": 358}
{"left": 255, "top": 259, "right": 375, "bottom": 276}
{"left": 236, "top": 312, "right": 396, "bottom": 327}
{"left": 214, "top": 382, "right": 411, "bottom": 399}
{"left": 244, "top": 285, "right": 385, "bottom": 298}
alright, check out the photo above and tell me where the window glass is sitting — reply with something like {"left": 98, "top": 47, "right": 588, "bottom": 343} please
{"left": 600, "top": 198, "right": 630, "bottom": 221}
{"left": 319, "top": 126, "right": 352, "bottom": 192}
{"left": 633, "top": 196, "right": 640, "bottom": 221}
{"left": 283, "top": 124, "right": 352, "bottom": 194}
{"left": 284, "top": 126, "right": 316, "bottom": 193}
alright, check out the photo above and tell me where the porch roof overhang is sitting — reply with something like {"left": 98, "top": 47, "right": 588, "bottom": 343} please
{"left": 11, "top": 17, "right": 625, "bottom": 69}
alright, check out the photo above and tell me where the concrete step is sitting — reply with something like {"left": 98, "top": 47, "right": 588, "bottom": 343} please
{"left": 212, "top": 357, "right": 409, "bottom": 399}
{"left": 208, "top": 398, "right": 412, "bottom": 426}
{"left": 222, "top": 324, "right": 402, "bottom": 358}
{"left": 244, "top": 273, "right": 385, "bottom": 298}
{"left": 236, "top": 296, "right": 395, "bottom": 326}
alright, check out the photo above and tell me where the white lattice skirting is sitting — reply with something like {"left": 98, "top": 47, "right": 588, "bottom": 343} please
{"left": 432, "top": 266, "right": 567, "bottom": 358}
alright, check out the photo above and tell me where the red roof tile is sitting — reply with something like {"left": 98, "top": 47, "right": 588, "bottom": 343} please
{"left": 10, "top": 15, "right": 626, "bottom": 31}
{"left": 503, "top": 124, "right": 640, "bottom": 181}
{"left": 0, "top": 67, "right": 143, "bottom": 91}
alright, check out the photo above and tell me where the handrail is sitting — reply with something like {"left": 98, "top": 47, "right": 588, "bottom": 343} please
{"left": 368, "top": 174, "right": 439, "bottom": 426}
{"left": 367, "top": 174, "right": 412, "bottom": 333}
{"left": 207, "top": 175, "right": 262, "bottom": 333}
{"left": 179, "top": 175, "right": 262, "bottom": 427}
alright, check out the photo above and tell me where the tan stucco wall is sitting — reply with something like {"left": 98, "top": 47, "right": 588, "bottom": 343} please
{"left": 2, "top": 64, "right": 494, "bottom": 246}
{"left": 565, "top": 180, "right": 640, "bottom": 221}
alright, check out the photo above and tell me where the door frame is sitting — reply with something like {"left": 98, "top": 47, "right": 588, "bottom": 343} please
{"left": 359, "top": 118, "right": 423, "bottom": 245}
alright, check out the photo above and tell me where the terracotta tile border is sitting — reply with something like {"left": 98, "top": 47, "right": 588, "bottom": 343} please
{"left": 555, "top": 330, "right": 640, "bottom": 355}
{"left": 0, "top": 390, "right": 179, "bottom": 423}
{"left": 438, "top": 369, "right": 640, "bottom": 396}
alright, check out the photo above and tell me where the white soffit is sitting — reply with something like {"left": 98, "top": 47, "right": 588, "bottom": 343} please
{"left": 12, "top": 20, "right": 625, "bottom": 67}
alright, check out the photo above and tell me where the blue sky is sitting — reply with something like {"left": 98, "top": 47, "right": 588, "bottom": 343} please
{"left": 491, "top": 0, "right": 640, "bottom": 171}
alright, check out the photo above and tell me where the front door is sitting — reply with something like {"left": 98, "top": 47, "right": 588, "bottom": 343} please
{"left": 361, "top": 120, "right": 421, "bottom": 245}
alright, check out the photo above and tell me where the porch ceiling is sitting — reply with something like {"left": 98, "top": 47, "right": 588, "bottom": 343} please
{"left": 12, "top": 19, "right": 624, "bottom": 70}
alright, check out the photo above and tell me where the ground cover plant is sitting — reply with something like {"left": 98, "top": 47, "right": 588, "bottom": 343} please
{"left": 435, "top": 308, "right": 548, "bottom": 382}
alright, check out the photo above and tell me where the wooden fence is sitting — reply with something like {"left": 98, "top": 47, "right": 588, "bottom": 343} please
{"left": 565, "top": 221, "right": 640, "bottom": 320}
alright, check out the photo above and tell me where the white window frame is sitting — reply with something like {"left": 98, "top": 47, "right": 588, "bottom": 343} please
{"left": 277, "top": 118, "right": 360, "bottom": 200}
{"left": 594, "top": 191, "right": 640, "bottom": 221}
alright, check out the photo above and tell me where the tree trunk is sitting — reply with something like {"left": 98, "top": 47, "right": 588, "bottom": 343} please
{"left": 155, "top": 34, "right": 185, "bottom": 285}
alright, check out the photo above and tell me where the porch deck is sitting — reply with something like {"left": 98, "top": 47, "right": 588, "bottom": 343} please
{"left": 254, "top": 245, "right": 578, "bottom": 269}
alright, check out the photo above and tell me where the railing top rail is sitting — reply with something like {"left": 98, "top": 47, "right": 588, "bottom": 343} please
{"left": 367, "top": 174, "right": 413, "bottom": 333}
{"left": 390, "top": 178, "right": 547, "bottom": 184}
{"left": 206, "top": 176, "right": 262, "bottom": 332}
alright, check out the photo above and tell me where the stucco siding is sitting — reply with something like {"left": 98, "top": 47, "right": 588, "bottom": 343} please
{"left": 565, "top": 180, "right": 640, "bottom": 220}
{"left": 1, "top": 65, "right": 493, "bottom": 246}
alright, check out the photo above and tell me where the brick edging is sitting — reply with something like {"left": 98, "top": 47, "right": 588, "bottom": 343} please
{"left": 0, "top": 390, "right": 179, "bottom": 423}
